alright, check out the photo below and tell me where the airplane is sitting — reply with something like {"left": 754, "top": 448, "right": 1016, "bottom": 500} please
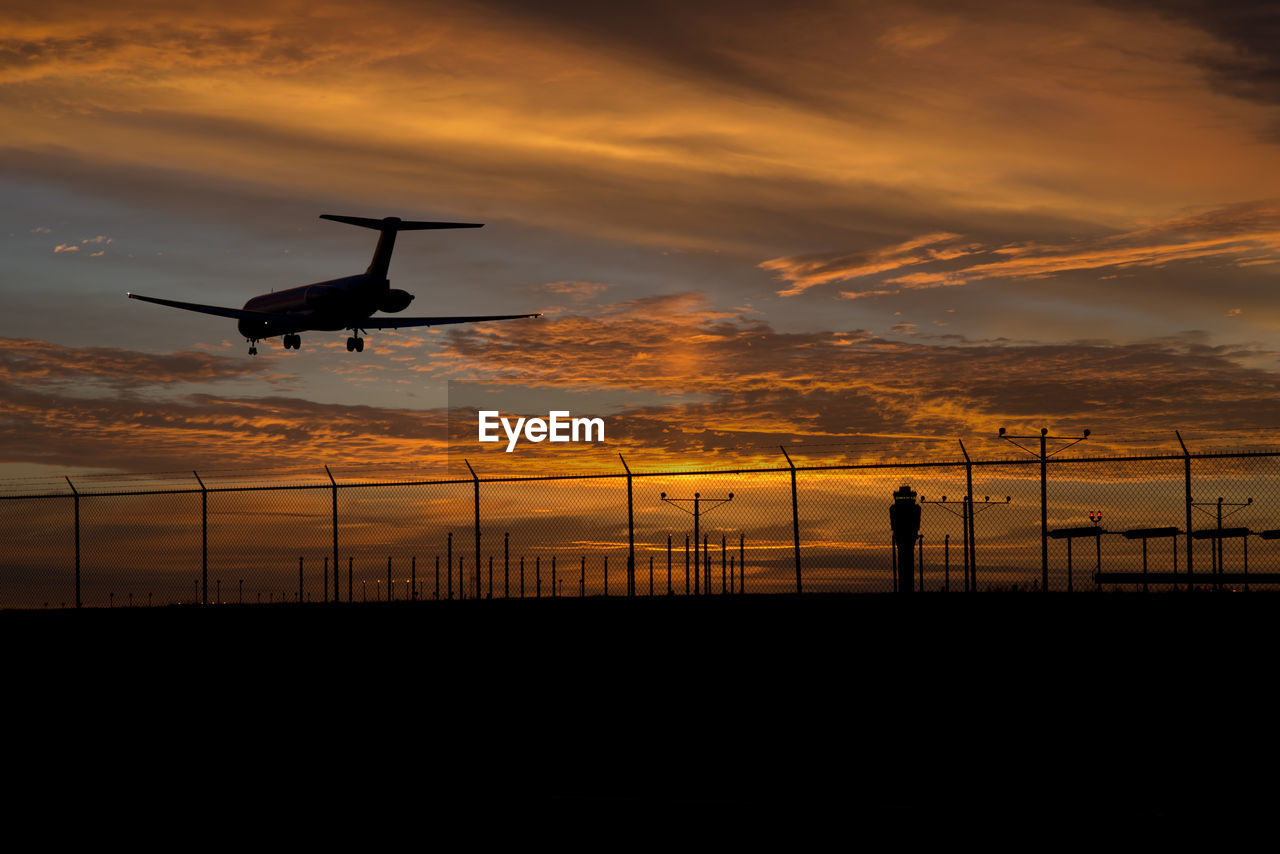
{"left": 128, "top": 214, "right": 540, "bottom": 354}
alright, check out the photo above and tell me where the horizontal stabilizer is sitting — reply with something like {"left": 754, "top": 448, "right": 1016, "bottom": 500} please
{"left": 320, "top": 214, "right": 483, "bottom": 231}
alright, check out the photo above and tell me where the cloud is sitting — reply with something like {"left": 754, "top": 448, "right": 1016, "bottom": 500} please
{"left": 760, "top": 232, "right": 973, "bottom": 296}
{"left": 0, "top": 383, "right": 451, "bottom": 472}
{"left": 4, "top": 0, "right": 1277, "bottom": 265}
{"left": 541, "top": 281, "right": 610, "bottom": 300}
{"left": 5, "top": 298, "right": 1280, "bottom": 473}
{"left": 1109, "top": 1, "right": 1280, "bottom": 107}
{"left": 424, "top": 296, "right": 1280, "bottom": 461}
{"left": 52, "top": 243, "right": 78, "bottom": 253}
{"left": 758, "top": 200, "right": 1280, "bottom": 298}
{"left": 0, "top": 337, "right": 283, "bottom": 391}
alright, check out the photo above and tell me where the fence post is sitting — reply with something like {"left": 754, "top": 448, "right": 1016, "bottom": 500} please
{"left": 193, "top": 471, "right": 207, "bottom": 606}
{"left": 621, "top": 455, "right": 635, "bottom": 597}
{"left": 466, "top": 460, "right": 481, "bottom": 602}
{"left": 1176, "top": 431, "right": 1193, "bottom": 589}
{"left": 326, "top": 466, "right": 339, "bottom": 602}
{"left": 959, "top": 441, "right": 976, "bottom": 593}
{"left": 917, "top": 534, "right": 924, "bottom": 592}
{"left": 703, "top": 537, "right": 709, "bottom": 595}
{"left": 891, "top": 537, "right": 897, "bottom": 592}
{"left": 505, "top": 532, "right": 510, "bottom": 599}
{"left": 739, "top": 534, "right": 745, "bottom": 594}
{"left": 66, "top": 477, "right": 81, "bottom": 609}
{"left": 387, "top": 556, "right": 392, "bottom": 602}
{"left": 298, "top": 556, "right": 303, "bottom": 602}
{"left": 693, "top": 494, "right": 700, "bottom": 596}
{"left": 944, "top": 533, "right": 950, "bottom": 592}
{"left": 721, "top": 534, "right": 726, "bottom": 594}
{"left": 447, "top": 532, "right": 453, "bottom": 600}
{"left": 1040, "top": 432, "right": 1048, "bottom": 591}
{"left": 348, "top": 557, "right": 353, "bottom": 604}
{"left": 781, "top": 447, "right": 802, "bottom": 594}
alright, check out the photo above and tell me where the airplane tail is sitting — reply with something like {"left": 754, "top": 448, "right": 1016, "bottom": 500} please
{"left": 320, "top": 214, "right": 483, "bottom": 279}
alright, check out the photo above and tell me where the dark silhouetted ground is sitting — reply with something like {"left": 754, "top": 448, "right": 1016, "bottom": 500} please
{"left": 4, "top": 593, "right": 1272, "bottom": 832}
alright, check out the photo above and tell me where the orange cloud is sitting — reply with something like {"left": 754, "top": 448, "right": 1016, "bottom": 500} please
{"left": 0, "top": 337, "right": 284, "bottom": 389}
{"left": 757, "top": 201, "right": 1280, "bottom": 299}
{"left": 760, "top": 232, "right": 973, "bottom": 296}
{"left": 3, "top": 1, "right": 1278, "bottom": 259}
{"left": 541, "top": 281, "right": 610, "bottom": 300}
{"left": 5, "top": 304, "right": 1280, "bottom": 479}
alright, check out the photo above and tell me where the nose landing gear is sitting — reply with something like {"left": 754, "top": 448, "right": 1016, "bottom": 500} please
{"left": 247, "top": 340, "right": 258, "bottom": 355}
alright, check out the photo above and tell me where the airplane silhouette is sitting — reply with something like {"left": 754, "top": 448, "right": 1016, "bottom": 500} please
{"left": 128, "top": 214, "right": 540, "bottom": 354}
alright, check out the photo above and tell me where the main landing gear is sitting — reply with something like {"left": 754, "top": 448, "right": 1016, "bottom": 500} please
{"left": 282, "top": 333, "right": 302, "bottom": 350}
{"left": 346, "top": 335, "right": 365, "bottom": 352}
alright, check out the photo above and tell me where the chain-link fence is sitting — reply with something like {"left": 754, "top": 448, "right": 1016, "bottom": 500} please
{"left": 4, "top": 450, "right": 1280, "bottom": 608}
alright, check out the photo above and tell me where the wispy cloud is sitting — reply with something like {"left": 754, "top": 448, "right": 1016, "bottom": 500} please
{"left": 0, "top": 337, "right": 285, "bottom": 390}
{"left": 540, "top": 280, "right": 610, "bottom": 300}
{"left": 759, "top": 201, "right": 1280, "bottom": 299}
{"left": 4, "top": 0, "right": 1277, "bottom": 261}
{"left": 5, "top": 305, "right": 1280, "bottom": 473}
{"left": 760, "top": 232, "right": 974, "bottom": 296}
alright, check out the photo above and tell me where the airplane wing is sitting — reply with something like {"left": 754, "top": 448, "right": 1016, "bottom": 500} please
{"left": 127, "top": 293, "right": 298, "bottom": 326}
{"left": 362, "top": 313, "right": 542, "bottom": 330}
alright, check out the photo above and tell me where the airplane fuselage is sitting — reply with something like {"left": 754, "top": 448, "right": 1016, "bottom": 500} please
{"left": 129, "top": 213, "right": 538, "bottom": 355}
{"left": 236, "top": 273, "right": 391, "bottom": 339}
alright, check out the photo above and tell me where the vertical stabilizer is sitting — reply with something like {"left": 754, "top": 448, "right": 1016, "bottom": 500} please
{"left": 367, "top": 219, "right": 399, "bottom": 279}
{"left": 319, "top": 214, "right": 485, "bottom": 280}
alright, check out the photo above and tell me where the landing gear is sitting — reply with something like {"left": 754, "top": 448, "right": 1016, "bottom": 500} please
{"left": 248, "top": 340, "right": 258, "bottom": 355}
{"left": 346, "top": 336, "right": 365, "bottom": 352}
{"left": 283, "top": 334, "right": 301, "bottom": 350}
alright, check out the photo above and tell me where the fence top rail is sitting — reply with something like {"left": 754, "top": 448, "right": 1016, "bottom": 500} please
{"left": 2, "top": 448, "right": 1279, "bottom": 499}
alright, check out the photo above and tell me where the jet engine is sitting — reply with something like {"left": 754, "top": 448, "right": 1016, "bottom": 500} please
{"left": 378, "top": 288, "right": 415, "bottom": 313}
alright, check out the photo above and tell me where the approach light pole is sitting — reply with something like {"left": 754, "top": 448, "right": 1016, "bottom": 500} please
{"left": 660, "top": 491, "right": 733, "bottom": 595}
{"left": 999, "top": 427, "right": 1090, "bottom": 592}
{"left": 920, "top": 493, "right": 1011, "bottom": 593}
{"left": 1191, "top": 495, "right": 1252, "bottom": 590}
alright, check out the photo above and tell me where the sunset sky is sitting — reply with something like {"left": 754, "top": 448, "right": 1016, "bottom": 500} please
{"left": 3, "top": 0, "right": 1280, "bottom": 482}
